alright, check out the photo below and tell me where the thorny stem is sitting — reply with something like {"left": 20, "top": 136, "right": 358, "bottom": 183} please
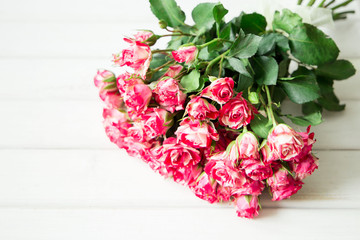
{"left": 159, "top": 33, "right": 196, "bottom": 38}
{"left": 324, "top": 0, "right": 336, "bottom": 7}
{"left": 307, "top": 0, "right": 316, "bottom": 6}
{"left": 297, "top": 0, "right": 304, "bottom": 5}
{"left": 218, "top": 55, "right": 225, "bottom": 78}
{"left": 318, "top": 0, "right": 327, "bottom": 7}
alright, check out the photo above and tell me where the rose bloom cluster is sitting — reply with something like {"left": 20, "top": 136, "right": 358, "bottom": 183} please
{"left": 94, "top": 31, "right": 319, "bottom": 219}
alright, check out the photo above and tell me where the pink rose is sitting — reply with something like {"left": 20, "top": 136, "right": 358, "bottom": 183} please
{"left": 229, "top": 132, "right": 260, "bottom": 167}
{"left": 153, "top": 78, "right": 186, "bottom": 113}
{"left": 172, "top": 46, "right": 198, "bottom": 64}
{"left": 190, "top": 173, "right": 218, "bottom": 204}
{"left": 291, "top": 153, "right": 319, "bottom": 180}
{"left": 116, "top": 72, "right": 143, "bottom": 95}
{"left": 123, "top": 83, "right": 152, "bottom": 112}
{"left": 159, "top": 137, "right": 202, "bottom": 167}
{"left": 163, "top": 65, "right": 183, "bottom": 78}
{"left": 297, "top": 126, "right": 316, "bottom": 159}
{"left": 172, "top": 165, "right": 203, "bottom": 185}
{"left": 140, "top": 108, "right": 172, "bottom": 139}
{"left": 235, "top": 195, "right": 260, "bottom": 219}
{"left": 175, "top": 118, "right": 219, "bottom": 148}
{"left": 240, "top": 159, "right": 273, "bottom": 181}
{"left": 186, "top": 96, "right": 219, "bottom": 120}
{"left": 94, "top": 69, "right": 116, "bottom": 90}
{"left": 99, "top": 91, "right": 123, "bottom": 109}
{"left": 113, "top": 38, "right": 152, "bottom": 79}
{"left": 133, "top": 31, "right": 154, "bottom": 43}
{"left": 219, "top": 93, "right": 257, "bottom": 129}
{"left": 267, "top": 168, "right": 303, "bottom": 201}
{"left": 231, "top": 177, "right": 264, "bottom": 197}
{"left": 201, "top": 77, "right": 234, "bottom": 104}
{"left": 205, "top": 151, "right": 245, "bottom": 187}
{"left": 260, "top": 143, "right": 279, "bottom": 163}
{"left": 103, "top": 108, "right": 131, "bottom": 148}
{"left": 267, "top": 124, "right": 304, "bottom": 161}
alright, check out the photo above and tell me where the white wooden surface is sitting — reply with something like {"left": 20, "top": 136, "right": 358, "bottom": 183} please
{"left": 0, "top": 0, "right": 360, "bottom": 239}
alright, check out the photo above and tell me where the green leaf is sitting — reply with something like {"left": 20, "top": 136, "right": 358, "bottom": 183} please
{"left": 316, "top": 77, "right": 345, "bottom": 111}
{"left": 220, "top": 23, "right": 232, "bottom": 40}
{"left": 149, "top": 54, "right": 167, "bottom": 69}
{"left": 252, "top": 56, "right": 279, "bottom": 85}
{"left": 248, "top": 92, "right": 259, "bottom": 104}
{"left": 192, "top": 3, "right": 217, "bottom": 33}
{"left": 149, "top": 0, "right": 186, "bottom": 28}
{"left": 213, "top": 3, "right": 228, "bottom": 24}
{"left": 226, "top": 58, "right": 251, "bottom": 77}
{"left": 236, "top": 75, "right": 253, "bottom": 92}
{"left": 289, "top": 23, "right": 339, "bottom": 65}
{"left": 280, "top": 68, "right": 320, "bottom": 104}
{"left": 250, "top": 114, "right": 273, "bottom": 139}
{"left": 316, "top": 60, "right": 356, "bottom": 80}
{"left": 180, "top": 69, "right": 201, "bottom": 93}
{"left": 302, "top": 101, "right": 322, "bottom": 115}
{"left": 240, "top": 13, "right": 267, "bottom": 35}
{"left": 198, "top": 47, "right": 219, "bottom": 61}
{"left": 286, "top": 112, "right": 322, "bottom": 126}
{"left": 273, "top": 9, "right": 302, "bottom": 33}
{"left": 229, "top": 34, "right": 262, "bottom": 58}
{"left": 257, "top": 33, "right": 290, "bottom": 55}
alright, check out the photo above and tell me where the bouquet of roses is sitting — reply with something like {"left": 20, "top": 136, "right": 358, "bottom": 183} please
{"left": 94, "top": 0, "right": 356, "bottom": 218}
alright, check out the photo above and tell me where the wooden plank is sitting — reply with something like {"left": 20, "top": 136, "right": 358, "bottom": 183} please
{"left": 0, "top": 17, "right": 359, "bottom": 58}
{"left": 0, "top": 100, "right": 358, "bottom": 149}
{"left": 0, "top": 58, "right": 359, "bottom": 101}
{"left": 0, "top": 149, "right": 358, "bottom": 208}
{"left": 0, "top": 208, "right": 358, "bottom": 240}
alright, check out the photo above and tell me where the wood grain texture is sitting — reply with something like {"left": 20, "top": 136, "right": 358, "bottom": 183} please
{"left": 0, "top": 149, "right": 358, "bottom": 209}
{"left": 0, "top": 208, "right": 359, "bottom": 240}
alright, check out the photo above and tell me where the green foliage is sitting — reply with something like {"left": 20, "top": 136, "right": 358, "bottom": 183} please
{"left": 180, "top": 70, "right": 201, "bottom": 93}
{"left": 149, "top": 0, "right": 186, "bottom": 28}
{"left": 252, "top": 56, "right": 279, "bottom": 85}
{"left": 145, "top": 0, "right": 355, "bottom": 134}
{"left": 289, "top": 23, "right": 339, "bottom": 65}
{"left": 240, "top": 13, "right": 267, "bottom": 35}
{"left": 316, "top": 60, "right": 356, "bottom": 80}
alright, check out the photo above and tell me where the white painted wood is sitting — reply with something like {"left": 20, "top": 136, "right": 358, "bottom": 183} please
{"left": 0, "top": 100, "right": 359, "bottom": 149}
{"left": 0, "top": 208, "right": 359, "bottom": 240}
{"left": 0, "top": 149, "right": 358, "bottom": 209}
{"left": 0, "top": 58, "right": 359, "bottom": 101}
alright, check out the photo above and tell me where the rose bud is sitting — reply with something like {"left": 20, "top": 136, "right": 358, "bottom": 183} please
{"left": 175, "top": 118, "right": 219, "bottom": 148}
{"left": 133, "top": 31, "right": 157, "bottom": 45}
{"left": 201, "top": 77, "right": 234, "bottom": 104}
{"left": 235, "top": 195, "right": 260, "bottom": 219}
{"left": 219, "top": 93, "right": 257, "bottom": 129}
{"left": 190, "top": 172, "right": 218, "bottom": 204}
{"left": 290, "top": 153, "right": 319, "bottom": 180}
{"left": 153, "top": 78, "right": 187, "bottom": 113}
{"left": 267, "top": 124, "right": 304, "bottom": 161}
{"left": 205, "top": 151, "right": 245, "bottom": 188}
{"left": 229, "top": 131, "right": 260, "bottom": 167}
{"left": 172, "top": 45, "right": 198, "bottom": 64}
{"left": 94, "top": 69, "right": 116, "bottom": 90}
{"left": 163, "top": 65, "right": 183, "bottom": 78}
{"left": 240, "top": 159, "right": 273, "bottom": 181}
{"left": 116, "top": 72, "right": 143, "bottom": 96}
{"left": 186, "top": 96, "right": 219, "bottom": 120}
{"left": 113, "top": 38, "right": 152, "bottom": 79}
{"left": 267, "top": 168, "right": 303, "bottom": 201}
{"left": 123, "top": 82, "right": 152, "bottom": 112}
{"left": 140, "top": 108, "right": 173, "bottom": 139}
